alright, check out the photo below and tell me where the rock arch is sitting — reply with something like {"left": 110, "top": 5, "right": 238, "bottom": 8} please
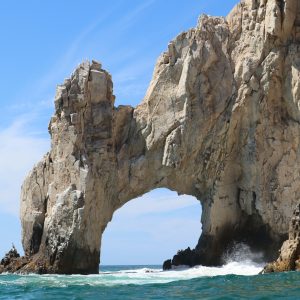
{"left": 19, "top": 0, "right": 300, "bottom": 274}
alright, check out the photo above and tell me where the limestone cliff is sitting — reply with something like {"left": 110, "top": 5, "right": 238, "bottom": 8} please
{"left": 2, "top": 0, "right": 300, "bottom": 274}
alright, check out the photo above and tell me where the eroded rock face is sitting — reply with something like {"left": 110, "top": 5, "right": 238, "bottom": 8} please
{"left": 263, "top": 202, "right": 300, "bottom": 273}
{"left": 0, "top": 246, "right": 29, "bottom": 273}
{"left": 8, "top": 0, "right": 300, "bottom": 274}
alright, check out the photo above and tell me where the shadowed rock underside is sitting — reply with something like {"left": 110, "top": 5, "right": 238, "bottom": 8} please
{"left": 1, "top": 0, "right": 300, "bottom": 274}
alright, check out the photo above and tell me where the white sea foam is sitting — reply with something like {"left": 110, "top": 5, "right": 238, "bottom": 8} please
{"left": 0, "top": 243, "right": 265, "bottom": 287}
{"left": 96, "top": 261, "right": 263, "bottom": 285}
{"left": 0, "top": 261, "right": 263, "bottom": 288}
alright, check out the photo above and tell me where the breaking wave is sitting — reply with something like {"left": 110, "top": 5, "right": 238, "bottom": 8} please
{"left": 0, "top": 263, "right": 263, "bottom": 288}
{"left": 0, "top": 246, "right": 272, "bottom": 300}
{"left": 97, "top": 262, "right": 263, "bottom": 286}
{"left": 0, "top": 243, "right": 265, "bottom": 292}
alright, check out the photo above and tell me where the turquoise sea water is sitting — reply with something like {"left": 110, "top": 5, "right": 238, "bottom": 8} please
{"left": 0, "top": 263, "right": 300, "bottom": 299}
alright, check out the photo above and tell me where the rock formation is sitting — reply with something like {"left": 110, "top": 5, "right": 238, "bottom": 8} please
{"left": 1, "top": 245, "right": 20, "bottom": 265}
{"left": 263, "top": 202, "right": 300, "bottom": 273}
{"left": 0, "top": 245, "right": 28, "bottom": 273}
{"left": 163, "top": 247, "right": 202, "bottom": 270}
{"left": 2, "top": 0, "right": 300, "bottom": 274}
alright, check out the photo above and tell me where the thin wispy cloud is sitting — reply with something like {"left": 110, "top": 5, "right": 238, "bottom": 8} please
{"left": 112, "top": 191, "right": 200, "bottom": 218}
{"left": 8, "top": 96, "right": 53, "bottom": 112}
{"left": 113, "top": 0, "right": 156, "bottom": 31}
{"left": 7, "top": 0, "right": 157, "bottom": 117}
{"left": 26, "top": 11, "right": 115, "bottom": 101}
{"left": 114, "top": 59, "right": 155, "bottom": 83}
{"left": 0, "top": 115, "right": 49, "bottom": 216}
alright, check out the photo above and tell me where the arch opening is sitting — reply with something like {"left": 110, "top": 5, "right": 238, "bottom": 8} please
{"left": 100, "top": 188, "right": 202, "bottom": 267}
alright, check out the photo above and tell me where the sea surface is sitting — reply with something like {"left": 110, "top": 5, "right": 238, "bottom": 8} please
{"left": 1, "top": 261, "right": 300, "bottom": 299}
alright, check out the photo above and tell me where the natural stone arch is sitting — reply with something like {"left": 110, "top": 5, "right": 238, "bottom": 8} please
{"left": 18, "top": 0, "right": 300, "bottom": 274}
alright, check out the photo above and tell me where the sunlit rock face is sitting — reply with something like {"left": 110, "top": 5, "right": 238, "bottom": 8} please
{"left": 263, "top": 203, "right": 300, "bottom": 273}
{"left": 15, "top": 0, "right": 300, "bottom": 274}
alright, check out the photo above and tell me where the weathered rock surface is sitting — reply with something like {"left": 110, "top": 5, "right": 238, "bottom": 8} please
{"left": 0, "top": 246, "right": 29, "bottom": 273}
{"left": 1, "top": 245, "right": 20, "bottom": 266}
{"left": 3, "top": 0, "right": 300, "bottom": 274}
{"left": 262, "top": 202, "right": 300, "bottom": 273}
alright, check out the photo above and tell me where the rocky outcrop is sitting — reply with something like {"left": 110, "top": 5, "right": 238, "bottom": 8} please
{"left": 1, "top": 245, "right": 20, "bottom": 266}
{"left": 163, "top": 247, "right": 202, "bottom": 270}
{"left": 3, "top": 0, "right": 300, "bottom": 274}
{"left": 0, "top": 246, "right": 28, "bottom": 273}
{"left": 263, "top": 202, "right": 300, "bottom": 273}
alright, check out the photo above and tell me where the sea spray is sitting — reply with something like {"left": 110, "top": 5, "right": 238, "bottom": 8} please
{"left": 0, "top": 262, "right": 262, "bottom": 289}
{"left": 1, "top": 269, "right": 300, "bottom": 300}
{"left": 222, "top": 242, "right": 265, "bottom": 265}
{"left": 0, "top": 246, "right": 266, "bottom": 298}
{"left": 5, "top": 263, "right": 300, "bottom": 300}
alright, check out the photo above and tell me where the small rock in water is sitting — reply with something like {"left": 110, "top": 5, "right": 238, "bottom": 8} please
{"left": 163, "top": 259, "right": 172, "bottom": 270}
{"left": 0, "top": 244, "right": 30, "bottom": 274}
{"left": 0, "top": 244, "right": 20, "bottom": 266}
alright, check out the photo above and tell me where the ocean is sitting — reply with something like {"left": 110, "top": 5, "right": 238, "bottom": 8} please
{"left": 0, "top": 261, "right": 299, "bottom": 299}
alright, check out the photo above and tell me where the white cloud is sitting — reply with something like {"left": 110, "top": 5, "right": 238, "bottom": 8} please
{"left": 114, "top": 59, "right": 154, "bottom": 84}
{"left": 112, "top": 190, "right": 200, "bottom": 218}
{"left": 8, "top": 97, "right": 54, "bottom": 113}
{"left": 0, "top": 116, "right": 49, "bottom": 216}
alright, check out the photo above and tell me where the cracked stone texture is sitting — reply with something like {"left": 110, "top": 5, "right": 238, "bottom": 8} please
{"left": 13, "top": 0, "right": 300, "bottom": 274}
{"left": 262, "top": 202, "right": 300, "bottom": 273}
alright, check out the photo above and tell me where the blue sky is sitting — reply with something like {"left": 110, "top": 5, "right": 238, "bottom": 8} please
{"left": 0, "top": 0, "right": 239, "bottom": 264}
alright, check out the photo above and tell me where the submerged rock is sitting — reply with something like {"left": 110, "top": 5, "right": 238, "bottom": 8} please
{"left": 11, "top": 0, "right": 300, "bottom": 274}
